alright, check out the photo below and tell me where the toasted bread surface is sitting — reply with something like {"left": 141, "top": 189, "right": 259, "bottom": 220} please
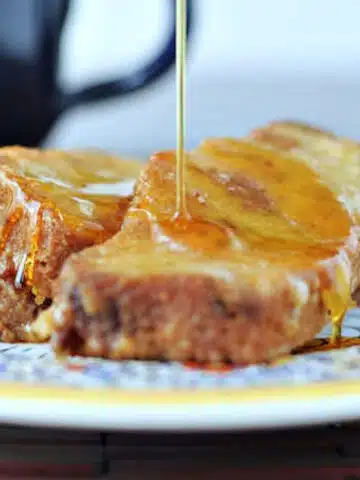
{"left": 0, "top": 147, "right": 142, "bottom": 341}
{"left": 250, "top": 121, "right": 360, "bottom": 292}
{"left": 49, "top": 123, "right": 359, "bottom": 364}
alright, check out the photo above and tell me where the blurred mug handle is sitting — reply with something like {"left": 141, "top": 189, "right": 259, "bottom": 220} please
{"left": 59, "top": 0, "right": 194, "bottom": 111}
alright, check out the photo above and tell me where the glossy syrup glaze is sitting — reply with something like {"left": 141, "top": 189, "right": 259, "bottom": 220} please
{"left": 0, "top": 147, "right": 141, "bottom": 291}
{"left": 293, "top": 336, "right": 360, "bottom": 355}
{"left": 136, "top": 137, "right": 356, "bottom": 348}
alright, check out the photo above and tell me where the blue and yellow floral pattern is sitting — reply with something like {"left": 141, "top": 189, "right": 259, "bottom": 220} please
{"left": 0, "top": 310, "right": 357, "bottom": 391}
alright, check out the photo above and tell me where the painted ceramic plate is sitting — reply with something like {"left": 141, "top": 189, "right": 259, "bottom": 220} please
{"left": 0, "top": 310, "right": 359, "bottom": 431}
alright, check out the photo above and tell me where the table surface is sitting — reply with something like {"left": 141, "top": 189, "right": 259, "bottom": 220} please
{"left": 0, "top": 423, "right": 360, "bottom": 478}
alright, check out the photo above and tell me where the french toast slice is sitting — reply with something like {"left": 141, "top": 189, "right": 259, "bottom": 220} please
{"left": 50, "top": 122, "right": 360, "bottom": 364}
{"left": 0, "top": 147, "right": 141, "bottom": 341}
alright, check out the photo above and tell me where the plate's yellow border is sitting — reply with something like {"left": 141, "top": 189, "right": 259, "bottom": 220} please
{"left": 0, "top": 380, "right": 360, "bottom": 406}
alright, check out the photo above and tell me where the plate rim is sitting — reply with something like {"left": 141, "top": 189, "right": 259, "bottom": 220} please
{"left": 1, "top": 378, "right": 360, "bottom": 405}
{"left": 0, "top": 380, "right": 360, "bottom": 431}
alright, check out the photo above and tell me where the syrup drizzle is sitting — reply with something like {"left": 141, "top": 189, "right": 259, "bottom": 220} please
{"left": 168, "top": 0, "right": 231, "bottom": 249}
{"left": 14, "top": 201, "right": 40, "bottom": 289}
{"left": 175, "top": 0, "right": 188, "bottom": 220}
{"left": 0, "top": 152, "right": 139, "bottom": 299}
{"left": 322, "top": 261, "right": 353, "bottom": 345}
{"left": 173, "top": 0, "right": 353, "bottom": 344}
{"left": 0, "top": 185, "right": 42, "bottom": 292}
{"left": 293, "top": 336, "right": 360, "bottom": 355}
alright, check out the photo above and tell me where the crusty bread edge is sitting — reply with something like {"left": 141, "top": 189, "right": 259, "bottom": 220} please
{"left": 48, "top": 236, "right": 356, "bottom": 365}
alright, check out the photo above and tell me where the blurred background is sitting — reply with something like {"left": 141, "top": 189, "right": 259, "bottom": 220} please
{"left": 3, "top": 0, "right": 360, "bottom": 158}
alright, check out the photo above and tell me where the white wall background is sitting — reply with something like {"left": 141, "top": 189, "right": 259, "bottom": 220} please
{"left": 45, "top": 0, "right": 360, "bottom": 158}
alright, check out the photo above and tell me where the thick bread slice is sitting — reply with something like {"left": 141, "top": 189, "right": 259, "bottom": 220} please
{"left": 50, "top": 123, "right": 359, "bottom": 364}
{"left": 0, "top": 147, "right": 141, "bottom": 341}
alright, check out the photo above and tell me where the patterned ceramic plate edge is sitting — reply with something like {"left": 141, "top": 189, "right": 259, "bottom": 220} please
{"left": 0, "top": 310, "right": 358, "bottom": 408}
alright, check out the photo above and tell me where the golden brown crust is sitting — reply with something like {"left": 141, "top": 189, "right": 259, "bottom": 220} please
{"left": 0, "top": 147, "right": 142, "bottom": 341}
{"left": 50, "top": 121, "right": 360, "bottom": 364}
{"left": 51, "top": 261, "right": 327, "bottom": 364}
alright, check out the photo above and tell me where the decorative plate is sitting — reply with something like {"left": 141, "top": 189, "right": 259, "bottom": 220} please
{"left": 0, "top": 310, "right": 360, "bottom": 431}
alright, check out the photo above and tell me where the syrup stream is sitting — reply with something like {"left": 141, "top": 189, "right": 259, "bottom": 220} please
{"left": 175, "top": 0, "right": 188, "bottom": 220}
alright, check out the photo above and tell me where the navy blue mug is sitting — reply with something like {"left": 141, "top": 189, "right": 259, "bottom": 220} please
{"left": 0, "top": 0, "right": 194, "bottom": 146}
